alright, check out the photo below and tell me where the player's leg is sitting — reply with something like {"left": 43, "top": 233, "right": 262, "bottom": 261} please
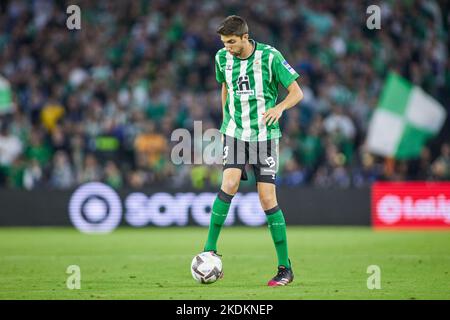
{"left": 253, "top": 138, "right": 293, "bottom": 286}
{"left": 257, "top": 182, "right": 290, "bottom": 269}
{"left": 203, "top": 168, "right": 241, "bottom": 252}
{"left": 257, "top": 182, "right": 294, "bottom": 286}
{"left": 204, "top": 135, "right": 246, "bottom": 253}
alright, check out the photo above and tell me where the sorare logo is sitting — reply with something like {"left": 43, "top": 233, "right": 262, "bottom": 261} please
{"left": 68, "top": 183, "right": 266, "bottom": 234}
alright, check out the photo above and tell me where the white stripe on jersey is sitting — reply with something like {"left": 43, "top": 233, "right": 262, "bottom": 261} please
{"left": 215, "top": 53, "right": 222, "bottom": 73}
{"left": 239, "top": 59, "right": 252, "bottom": 141}
{"left": 253, "top": 50, "right": 267, "bottom": 141}
{"left": 268, "top": 53, "right": 274, "bottom": 83}
{"left": 225, "top": 52, "right": 236, "bottom": 137}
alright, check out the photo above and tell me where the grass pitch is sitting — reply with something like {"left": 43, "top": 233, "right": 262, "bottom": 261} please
{"left": 0, "top": 226, "right": 449, "bottom": 300}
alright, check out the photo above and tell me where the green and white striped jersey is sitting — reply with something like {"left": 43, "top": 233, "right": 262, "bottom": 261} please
{"left": 215, "top": 40, "right": 300, "bottom": 142}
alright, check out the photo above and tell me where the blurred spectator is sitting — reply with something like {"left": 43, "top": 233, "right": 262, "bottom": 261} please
{"left": 50, "top": 126, "right": 69, "bottom": 153}
{"left": 282, "top": 159, "right": 307, "bottom": 186}
{"left": 134, "top": 121, "right": 168, "bottom": 170}
{"left": 191, "top": 165, "right": 209, "bottom": 189}
{"left": 127, "top": 169, "right": 147, "bottom": 189}
{"left": 24, "top": 130, "right": 53, "bottom": 168}
{"left": 50, "top": 151, "right": 75, "bottom": 189}
{"left": 297, "top": 122, "right": 323, "bottom": 171}
{"left": 40, "top": 96, "right": 65, "bottom": 133}
{"left": 431, "top": 143, "right": 450, "bottom": 180}
{"left": 0, "top": 124, "right": 23, "bottom": 170}
{"left": 70, "top": 134, "right": 86, "bottom": 177}
{"left": 408, "top": 147, "right": 433, "bottom": 180}
{"left": 78, "top": 153, "right": 102, "bottom": 183}
{"left": 323, "top": 105, "right": 356, "bottom": 141}
{"left": 104, "top": 161, "right": 123, "bottom": 189}
{"left": 352, "top": 151, "right": 382, "bottom": 187}
{"left": 5, "top": 157, "right": 25, "bottom": 189}
{"left": 23, "top": 159, "right": 44, "bottom": 190}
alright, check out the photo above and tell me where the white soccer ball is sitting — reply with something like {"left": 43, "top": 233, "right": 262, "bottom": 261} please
{"left": 191, "top": 252, "right": 223, "bottom": 284}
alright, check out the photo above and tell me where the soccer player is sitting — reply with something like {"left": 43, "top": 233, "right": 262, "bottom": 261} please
{"left": 203, "top": 15, "right": 303, "bottom": 286}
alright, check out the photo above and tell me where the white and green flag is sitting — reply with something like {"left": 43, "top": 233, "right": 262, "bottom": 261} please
{"left": 0, "top": 75, "right": 13, "bottom": 114}
{"left": 366, "top": 72, "right": 447, "bottom": 159}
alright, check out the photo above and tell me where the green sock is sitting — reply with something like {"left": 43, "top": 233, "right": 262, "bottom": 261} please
{"left": 204, "top": 196, "right": 231, "bottom": 252}
{"left": 266, "top": 209, "right": 290, "bottom": 268}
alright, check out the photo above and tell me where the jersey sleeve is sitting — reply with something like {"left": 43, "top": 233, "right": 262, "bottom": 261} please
{"left": 215, "top": 53, "right": 225, "bottom": 83}
{"left": 271, "top": 50, "right": 299, "bottom": 89}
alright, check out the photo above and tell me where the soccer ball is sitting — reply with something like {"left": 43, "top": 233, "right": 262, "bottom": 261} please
{"left": 191, "top": 252, "right": 223, "bottom": 284}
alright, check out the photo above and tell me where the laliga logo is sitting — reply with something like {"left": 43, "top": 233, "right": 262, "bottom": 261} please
{"left": 377, "top": 194, "right": 450, "bottom": 225}
{"left": 377, "top": 195, "right": 402, "bottom": 225}
{"left": 69, "top": 182, "right": 266, "bottom": 234}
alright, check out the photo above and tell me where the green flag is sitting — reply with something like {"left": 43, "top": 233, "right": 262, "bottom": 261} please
{"left": 0, "top": 75, "right": 12, "bottom": 114}
{"left": 366, "top": 72, "right": 447, "bottom": 159}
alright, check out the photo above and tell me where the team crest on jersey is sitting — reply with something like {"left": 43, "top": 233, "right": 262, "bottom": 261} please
{"left": 226, "top": 64, "right": 232, "bottom": 71}
{"left": 282, "top": 60, "right": 296, "bottom": 75}
{"left": 236, "top": 75, "right": 254, "bottom": 95}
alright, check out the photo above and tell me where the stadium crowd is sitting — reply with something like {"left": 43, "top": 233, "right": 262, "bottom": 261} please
{"left": 0, "top": 0, "right": 449, "bottom": 190}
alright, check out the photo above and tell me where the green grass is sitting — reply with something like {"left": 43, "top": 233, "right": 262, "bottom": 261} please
{"left": 0, "top": 226, "right": 449, "bottom": 300}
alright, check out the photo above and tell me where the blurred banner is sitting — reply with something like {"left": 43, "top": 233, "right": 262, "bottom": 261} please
{"left": 0, "top": 182, "right": 370, "bottom": 233}
{"left": 372, "top": 182, "right": 450, "bottom": 229}
{"left": 3, "top": 182, "right": 450, "bottom": 232}
{"left": 0, "top": 75, "right": 12, "bottom": 114}
{"left": 366, "top": 72, "right": 447, "bottom": 159}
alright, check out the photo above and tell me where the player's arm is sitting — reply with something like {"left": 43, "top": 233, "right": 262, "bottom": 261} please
{"left": 263, "top": 80, "right": 303, "bottom": 126}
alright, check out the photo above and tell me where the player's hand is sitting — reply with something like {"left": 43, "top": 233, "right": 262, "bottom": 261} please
{"left": 262, "top": 105, "right": 285, "bottom": 126}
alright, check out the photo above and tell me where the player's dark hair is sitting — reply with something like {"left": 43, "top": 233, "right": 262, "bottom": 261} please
{"left": 216, "top": 15, "right": 248, "bottom": 38}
